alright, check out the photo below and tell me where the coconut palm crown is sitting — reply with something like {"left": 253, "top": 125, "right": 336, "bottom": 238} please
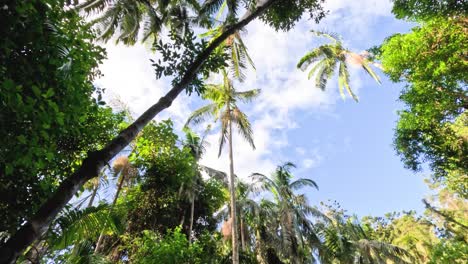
{"left": 297, "top": 31, "right": 382, "bottom": 101}
{"left": 201, "top": 26, "right": 256, "bottom": 82}
{"left": 185, "top": 70, "right": 259, "bottom": 157}
{"left": 252, "top": 162, "right": 323, "bottom": 263}
{"left": 75, "top": 0, "right": 203, "bottom": 45}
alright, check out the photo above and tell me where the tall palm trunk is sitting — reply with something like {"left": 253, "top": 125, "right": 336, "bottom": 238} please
{"left": 94, "top": 171, "right": 125, "bottom": 254}
{"left": 188, "top": 196, "right": 195, "bottom": 244}
{"left": 227, "top": 107, "right": 239, "bottom": 264}
{"left": 286, "top": 211, "right": 298, "bottom": 264}
{"left": 240, "top": 211, "right": 245, "bottom": 251}
{"left": 0, "top": 2, "right": 278, "bottom": 262}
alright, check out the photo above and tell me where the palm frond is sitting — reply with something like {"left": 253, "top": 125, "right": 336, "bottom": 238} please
{"left": 297, "top": 49, "right": 324, "bottom": 71}
{"left": 184, "top": 0, "right": 202, "bottom": 12}
{"left": 75, "top": 0, "right": 113, "bottom": 13}
{"left": 230, "top": 39, "right": 245, "bottom": 80}
{"left": 185, "top": 103, "right": 218, "bottom": 127}
{"left": 337, "top": 62, "right": 347, "bottom": 100}
{"left": 91, "top": 3, "right": 121, "bottom": 42}
{"left": 234, "top": 89, "right": 260, "bottom": 103}
{"left": 235, "top": 32, "right": 256, "bottom": 70}
{"left": 281, "top": 161, "right": 297, "bottom": 171}
{"left": 118, "top": 3, "right": 141, "bottom": 45}
{"left": 49, "top": 205, "right": 122, "bottom": 250}
{"left": 200, "top": 165, "right": 229, "bottom": 187}
{"left": 201, "top": 0, "right": 226, "bottom": 16}
{"left": 226, "top": 31, "right": 255, "bottom": 81}
{"left": 141, "top": 9, "right": 163, "bottom": 42}
{"left": 361, "top": 59, "right": 382, "bottom": 84}
{"left": 315, "top": 58, "right": 335, "bottom": 91}
{"left": 310, "top": 30, "right": 341, "bottom": 43}
{"left": 231, "top": 107, "right": 255, "bottom": 150}
{"left": 290, "top": 178, "right": 319, "bottom": 191}
{"left": 306, "top": 59, "right": 326, "bottom": 80}
{"left": 339, "top": 62, "right": 359, "bottom": 101}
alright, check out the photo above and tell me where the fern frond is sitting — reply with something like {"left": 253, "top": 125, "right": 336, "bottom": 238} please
{"left": 49, "top": 205, "right": 122, "bottom": 250}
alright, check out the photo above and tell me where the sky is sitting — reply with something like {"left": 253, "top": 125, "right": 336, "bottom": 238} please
{"left": 95, "top": 0, "right": 431, "bottom": 218}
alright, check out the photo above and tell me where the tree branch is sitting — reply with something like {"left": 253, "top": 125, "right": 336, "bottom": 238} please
{"left": 0, "top": 0, "right": 277, "bottom": 263}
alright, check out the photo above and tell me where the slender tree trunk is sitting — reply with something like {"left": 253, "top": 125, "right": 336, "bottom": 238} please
{"left": 188, "top": 196, "right": 195, "bottom": 244}
{"left": 240, "top": 211, "right": 245, "bottom": 251}
{"left": 0, "top": 2, "right": 277, "bottom": 263}
{"left": 227, "top": 110, "right": 239, "bottom": 264}
{"left": 94, "top": 171, "right": 125, "bottom": 254}
{"left": 286, "top": 212, "right": 298, "bottom": 264}
{"left": 180, "top": 211, "right": 186, "bottom": 227}
{"left": 87, "top": 173, "right": 101, "bottom": 208}
{"left": 255, "top": 229, "right": 266, "bottom": 264}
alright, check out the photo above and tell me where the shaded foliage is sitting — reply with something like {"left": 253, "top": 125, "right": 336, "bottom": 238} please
{"left": 0, "top": 0, "right": 124, "bottom": 234}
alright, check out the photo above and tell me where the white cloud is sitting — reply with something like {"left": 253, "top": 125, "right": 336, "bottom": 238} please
{"left": 303, "top": 159, "right": 317, "bottom": 169}
{"left": 95, "top": 0, "right": 394, "bottom": 181}
{"left": 324, "top": 0, "right": 392, "bottom": 16}
{"left": 295, "top": 147, "right": 306, "bottom": 156}
{"left": 302, "top": 148, "right": 324, "bottom": 169}
{"left": 95, "top": 43, "right": 192, "bottom": 127}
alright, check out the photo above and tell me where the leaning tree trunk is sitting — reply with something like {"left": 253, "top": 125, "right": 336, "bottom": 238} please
{"left": 0, "top": 1, "right": 277, "bottom": 263}
{"left": 227, "top": 112, "right": 239, "bottom": 264}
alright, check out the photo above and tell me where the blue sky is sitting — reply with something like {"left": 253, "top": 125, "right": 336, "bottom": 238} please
{"left": 96, "top": 0, "right": 430, "bottom": 218}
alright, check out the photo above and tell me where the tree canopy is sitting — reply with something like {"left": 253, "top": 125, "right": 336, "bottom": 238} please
{"left": 0, "top": 0, "right": 467, "bottom": 263}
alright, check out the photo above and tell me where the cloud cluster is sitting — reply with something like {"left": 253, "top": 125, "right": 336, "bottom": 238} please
{"left": 96, "top": 0, "right": 395, "bottom": 180}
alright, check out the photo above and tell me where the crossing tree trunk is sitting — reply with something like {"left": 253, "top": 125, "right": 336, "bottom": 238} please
{"left": 0, "top": 1, "right": 277, "bottom": 263}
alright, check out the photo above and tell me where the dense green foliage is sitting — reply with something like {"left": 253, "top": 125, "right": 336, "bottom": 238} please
{"left": 392, "top": 0, "right": 468, "bottom": 20}
{"left": 370, "top": 4, "right": 468, "bottom": 261}
{"left": 260, "top": 0, "right": 327, "bottom": 31}
{"left": 0, "top": 0, "right": 123, "bottom": 235}
{"left": 380, "top": 15, "right": 467, "bottom": 197}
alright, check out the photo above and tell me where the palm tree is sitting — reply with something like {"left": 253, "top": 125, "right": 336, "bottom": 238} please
{"left": 297, "top": 31, "right": 382, "bottom": 101}
{"left": 181, "top": 128, "right": 214, "bottom": 244}
{"left": 201, "top": 26, "right": 255, "bottom": 81}
{"left": 317, "top": 207, "right": 412, "bottom": 263}
{"left": 201, "top": 0, "right": 244, "bottom": 22}
{"left": 84, "top": 169, "right": 108, "bottom": 208}
{"left": 252, "top": 162, "right": 323, "bottom": 264}
{"left": 74, "top": 0, "right": 202, "bottom": 44}
{"left": 94, "top": 156, "right": 137, "bottom": 253}
{"left": 185, "top": 70, "right": 260, "bottom": 264}
{"left": 236, "top": 181, "right": 258, "bottom": 252}
{"left": 200, "top": 0, "right": 256, "bottom": 82}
